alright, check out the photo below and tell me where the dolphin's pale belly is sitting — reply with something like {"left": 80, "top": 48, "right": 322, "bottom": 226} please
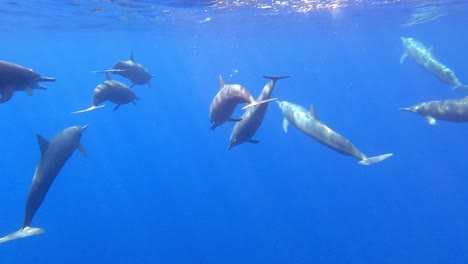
{"left": 292, "top": 115, "right": 365, "bottom": 159}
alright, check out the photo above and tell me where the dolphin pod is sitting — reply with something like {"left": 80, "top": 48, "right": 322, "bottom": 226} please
{"left": 2, "top": 33, "right": 468, "bottom": 244}
{"left": 0, "top": 60, "right": 55, "bottom": 103}
{"left": 0, "top": 125, "right": 88, "bottom": 244}
{"left": 400, "top": 37, "right": 468, "bottom": 90}
{"left": 277, "top": 100, "right": 393, "bottom": 166}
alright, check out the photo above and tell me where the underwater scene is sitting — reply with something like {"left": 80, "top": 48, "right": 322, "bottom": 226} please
{"left": 0, "top": 0, "right": 467, "bottom": 263}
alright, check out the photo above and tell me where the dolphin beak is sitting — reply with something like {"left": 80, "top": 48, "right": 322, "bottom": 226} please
{"left": 399, "top": 107, "right": 412, "bottom": 112}
{"left": 81, "top": 124, "right": 89, "bottom": 131}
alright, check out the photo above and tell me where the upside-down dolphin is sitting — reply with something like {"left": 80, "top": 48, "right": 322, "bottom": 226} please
{"left": 92, "top": 52, "right": 154, "bottom": 88}
{"left": 0, "top": 125, "right": 88, "bottom": 244}
{"left": 228, "top": 75, "right": 291, "bottom": 149}
{"left": 0, "top": 60, "right": 55, "bottom": 103}
{"left": 400, "top": 37, "right": 468, "bottom": 90}
{"left": 73, "top": 72, "right": 139, "bottom": 113}
{"left": 209, "top": 75, "right": 277, "bottom": 131}
{"left": 400, "top": 97, "right": 468, "bottom": 125}
{"left": 277, "top": 100, "right": 393, "bottom": 165}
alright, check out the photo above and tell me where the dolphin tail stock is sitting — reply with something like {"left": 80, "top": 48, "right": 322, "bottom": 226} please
{"left": 90, "top": 69, "right": 127, "bottom": 74}
{"left": 358, "top": 153, "right": 393, "bottom": 166}
{"left": 72, "top": 105, "right": 106, "bottom": 114}
{"left": 242, "top": 98, "right": 278, "bottom": 110}
{"left": 39, "top": 76, "right": 56, "bottom": 82}
{"left": 452, "top": 84, "right": 468, "bottom": 91}
{"left": 262, "top": 75, "right": 292, "bottom": 82}
{"left": 0, "top": 226, "right": 44, "bottom": 244}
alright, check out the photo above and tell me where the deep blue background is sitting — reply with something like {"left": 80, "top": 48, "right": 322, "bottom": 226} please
{"left": 0, "top": 2, "right": 467, "bottom": 263}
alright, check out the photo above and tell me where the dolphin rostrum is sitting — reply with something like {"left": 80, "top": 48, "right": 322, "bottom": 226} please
{"left": 0, "top": 125, "right": 88, "bottom": 244}
{"left": 0, "top": 60, "right": 55, "bottom": 103}
{"left": 277, "top": 100, "right": 393, "bottom": 165}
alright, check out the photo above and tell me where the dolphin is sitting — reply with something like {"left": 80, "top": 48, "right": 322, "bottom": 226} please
{"left": 0, "top": 125, "right": 88, "bottom": 244}
{"left": 228, "top": 75, "right": 291, "bottom": 149}
{"left": 400, "top": 37, "right": 468, "bottom": 90}
{"left": 73, "top": 72, "right": 139, "bottom": 113}
{"left": 209, "top": 75, "right": 278, "bottom": 131}
{"left": 400, "top": 97, "right": 468, "bottom": 125}
{"left": 0, "top": 60, "right": 55, "bottom": 103}
{"left": 92, "top": 52, "right": 154, "bottom": 88}
{"left": 277, "top": 100, "right": 393, "bottom": 165}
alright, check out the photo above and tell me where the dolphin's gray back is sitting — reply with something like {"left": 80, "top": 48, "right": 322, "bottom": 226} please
{"left": 23, "top": 129, "right": 83, "bottom": 228}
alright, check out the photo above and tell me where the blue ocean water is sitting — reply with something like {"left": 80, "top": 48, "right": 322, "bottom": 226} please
{"left": 0, "top": 0, "right": 468, "bottom": 263}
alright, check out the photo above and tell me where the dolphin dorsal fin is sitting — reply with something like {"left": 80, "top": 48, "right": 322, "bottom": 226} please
{"left": 36, "top": 135, "right": 49, "bottom": 155}
{"left": 219, "top": 75, "right": 225, "bottom": 89}
{"left": 310, "top": 104, "right": 319, "bottom": 120}
{"left": 105, "top": 72, "right": 112, "bottom": 80}
{"left": 130, "top": 51, "right": 135, "bottom": 62}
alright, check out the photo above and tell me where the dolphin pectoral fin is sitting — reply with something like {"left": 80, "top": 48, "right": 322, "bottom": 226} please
{"left": 426, "top": 116, "right": 437, "bottom": 125}
{"left": 0, "top": 88, "right": 14, "bottom": 103}
{"left": 72, "top": 105, "right": 106, "bottom": 114}
{"left": 228, "top": 118, "right": 242, "bottom": 122}
{"left": 358, "top": 153, "right": 393, "bottom": 166}
{"left": 400, "top": 52, "right": 408, "bottom": 64}
{"left": 242, "top": 98, "right": 278, "bottom": 110}
{"left": 248, "top": 139, "right": 260, "bottom": 144}
{"left": 78, "top": 144, "right": 88, "bottom": 158}
{"left": 0, "top": 226, "right": 44, "bottom": 244}
{"left": 36, "top": 135, "right": 50, "bottom": 155}
{"left": 113, "top": 104, "right": 121, "bottom": 111}
{"left": 36, "top": 85, "right": 47, "bottom": 90}
{"left": 26, "top": 88, "right": 33, "bottom": 96}
{"left": 129, "top": 83, "right": 135, "bottom": 89}
{"left": 282, "top": 118, "right": 289, "bottom": 133}
{"left": 452, "top": 85, "right": 468, "bottom": 91}
{"left": 147, "top": 82, "right": 153, "bottom": 89}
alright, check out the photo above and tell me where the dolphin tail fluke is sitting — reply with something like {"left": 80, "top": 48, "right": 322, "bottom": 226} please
{"left": 262, "top": 75, "right": 292, "bottom": 82}
{"left": 242, "top": 98, "right": 278, "bottom": 110}
{"left": 452, "top": 85, "right": 468, "bottom": 91}
{"left": 91, "top": 69, "right": 127, "bottom": 74}
{"left": 39, "top": 76, "right": 56, "bottom": 82}
{"left": 72, "top": 105, "right": 106, "bottom": 114}
{"left": 358, "top": 153, "right": 393, "bottom": 166}
{"left": 0, "top": 226, "right": 44, "bottom": 244}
